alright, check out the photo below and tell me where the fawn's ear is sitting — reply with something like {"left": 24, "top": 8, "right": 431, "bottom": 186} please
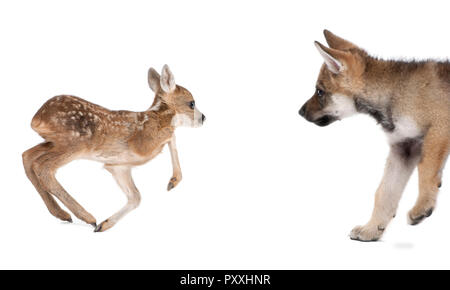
{"left": 148, "top": 67, "right": 161, "bottom": 92}
{"left": 160, "top": 64, "right": 176, "bottom": 93}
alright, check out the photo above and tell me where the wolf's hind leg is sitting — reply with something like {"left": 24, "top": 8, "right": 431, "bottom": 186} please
{"left": 408, "top": 130, "right": 449, "bottom": 225}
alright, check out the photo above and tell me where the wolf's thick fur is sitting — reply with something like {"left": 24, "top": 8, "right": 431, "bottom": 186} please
{"left": 300, "top": 30, "right": 449, "bottom": 241}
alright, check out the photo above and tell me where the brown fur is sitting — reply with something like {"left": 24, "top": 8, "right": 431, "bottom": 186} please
{"left": 300, "top": 30, "right": 450, "bottom": 241}
{"left": 23, "top": 65, "right": 204, "bottom": 231}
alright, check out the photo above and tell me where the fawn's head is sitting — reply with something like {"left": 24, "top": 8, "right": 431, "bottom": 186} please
{"left": 299, "top": 30, "right": 367, "bottom": 127}
{"left": 148, "top": 65, "right": 205, "bottom": 128}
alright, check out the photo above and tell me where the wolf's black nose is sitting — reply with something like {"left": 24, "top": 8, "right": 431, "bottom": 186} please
{"left": 202, "top": 114, "right": 206, "bottom": 123}
{"left": 299, "top": 104, "right": 307, "bottom": 117}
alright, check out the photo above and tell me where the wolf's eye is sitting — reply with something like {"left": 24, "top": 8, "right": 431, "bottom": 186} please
{"left": 189, "top": 101, "right": 195, "bottom": 109}
{"left": 316, "top": 89, "right": 326, "bottom": 107}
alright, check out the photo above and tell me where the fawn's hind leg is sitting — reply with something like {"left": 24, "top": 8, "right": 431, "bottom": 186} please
{"left": 408, "top": 130, "right": 449, "bottom": 225}
{"left": 32, "top": 148, "right": 97, "bottom": 226}
{"left": 94, "top": 165, "right": 141, "bottom": 232}
{"left": 22, "top": 142, "right": 72, "bottom": 222}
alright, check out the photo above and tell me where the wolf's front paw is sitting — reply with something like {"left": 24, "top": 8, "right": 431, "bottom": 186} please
{"left": 349, "top": 224, "right": 384, "bottom": 242}
{"left": 408, "top": 206, "right": 434, "bottom": 226}
{"left": 167, "top": 175, "right": 182, "bottom": 191}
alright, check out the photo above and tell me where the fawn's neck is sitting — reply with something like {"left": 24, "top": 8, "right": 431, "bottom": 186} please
{"left": 145, "top": 98, "right": 176, "bottom": 129}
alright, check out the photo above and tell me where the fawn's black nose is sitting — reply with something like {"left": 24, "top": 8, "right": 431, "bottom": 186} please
{"left": 202, "top": 114, "right": 206, "bottom": 123}
{"left": 299, "top": 104, "right": 307, "bottom": 117}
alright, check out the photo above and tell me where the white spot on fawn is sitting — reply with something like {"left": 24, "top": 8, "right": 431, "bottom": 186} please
{"left": 149, "top": 100, "right": 161, "bottom": 111}
{"left": 171, "top": 114, "right": 193, "bottom": 127}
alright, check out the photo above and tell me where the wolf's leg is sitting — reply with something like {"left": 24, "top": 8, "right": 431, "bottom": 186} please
{"left": 350, "top": 142, "right": 420, "bottom": 241}
{"left": 408, "top": 130, "right": 449, "bottom": 225}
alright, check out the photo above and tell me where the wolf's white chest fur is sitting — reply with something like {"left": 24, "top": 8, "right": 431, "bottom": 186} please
{"left": 328, "top": 94, "right": 358, "bottom": 119}
{"left": 386, "top": 117, "right": 422, "bottom": 144}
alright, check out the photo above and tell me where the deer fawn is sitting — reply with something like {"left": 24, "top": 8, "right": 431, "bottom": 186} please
{"left": 22, "top": 65, "right": 206, "bottom": 232}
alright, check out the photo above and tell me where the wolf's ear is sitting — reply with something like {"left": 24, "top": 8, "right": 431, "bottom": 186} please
{"left": 160, "top": 64, "right": 176, "bottom": 93}
{"left": 323, "top": 30, "right": 358, "bottom": 51}
{"left": 314, "top": 41, "right": 353, "bottom": 74}
{"left": 148, "top": 67, "right": 161, "bottom": 92}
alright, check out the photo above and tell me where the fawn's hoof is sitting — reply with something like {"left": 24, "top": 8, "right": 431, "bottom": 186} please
{"left": 167, "top": 176, "right": 181, "bottom": 191}
{"left": 56, "top": 210, "right": 73, "bottom": 223}
{"left": 94, "top": 219, "right": 112, "bottom": 232}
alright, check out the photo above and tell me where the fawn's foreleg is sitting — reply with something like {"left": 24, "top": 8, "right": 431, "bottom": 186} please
{"left": 167, "top": 135, "right": 182, "bottom": 191}
{"left": 95, "top": 165, "right": 141, "bottom": 232}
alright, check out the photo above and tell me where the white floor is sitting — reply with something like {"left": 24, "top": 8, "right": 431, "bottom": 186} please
{"left": 1, "top": 0, "right": 449, "bottom": 269}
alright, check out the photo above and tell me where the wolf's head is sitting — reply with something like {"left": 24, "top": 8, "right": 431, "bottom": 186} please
{"left": 299, "top": 30, "right": 367, "bottom": 127}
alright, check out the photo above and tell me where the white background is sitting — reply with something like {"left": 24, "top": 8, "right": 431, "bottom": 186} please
{"left": 1, "top": 0, "right": 449, "bottom": 269}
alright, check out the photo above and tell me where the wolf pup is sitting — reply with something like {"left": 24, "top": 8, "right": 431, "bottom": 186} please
{"left": 22, "top": 65, "right": 205, "bottom": 232}
{"left": 299, "top": 30, "right": 449, "bottom": 241}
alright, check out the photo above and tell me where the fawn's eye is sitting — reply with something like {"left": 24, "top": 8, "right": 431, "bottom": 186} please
{"left": 316, "top": 89, "right": 324, "bottom": 97}
{"left": 189, "top": 101, "right": 195, "bottom": 109}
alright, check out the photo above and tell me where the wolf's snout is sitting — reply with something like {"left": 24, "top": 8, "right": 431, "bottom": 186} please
{"left": 314, "top": 115, "right": 337, "bottom": 127}
{"left": 299, "top": 104, "right": 307, "bottom": 118}
{"left": 202, "top": 114, "right": 206, "bottom": 123}
{"left": 299, "top": 101, "right": 337, "bottom": 127}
